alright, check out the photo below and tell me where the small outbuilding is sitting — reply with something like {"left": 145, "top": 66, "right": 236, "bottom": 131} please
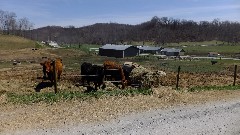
{"left": 137, "top": 46, "right": 163, "bottom": 54}
{"left": 99, "top": 44, "right": 139, "bottom": 58}
{"left": 208, "top": 52, "right": 220, "bottom": 57}
{"left": 46, "top": 41, "right": 60, "bottom": 48}
{"left": 160, "top": 48, "right": 185, "bottom": 56}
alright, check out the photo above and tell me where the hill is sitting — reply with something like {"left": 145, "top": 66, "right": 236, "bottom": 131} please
{"left": 0, "top": 35, "right": 52, "bottom": 62}
{"left": 23, "top": 16, "right": 240, "bottom": 45}
{"left": 0, "top": 35, "right": 36, "bottom": 50}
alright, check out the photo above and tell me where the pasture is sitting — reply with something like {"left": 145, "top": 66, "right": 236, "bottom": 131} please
{"left": 1, "top": 38, "right": 240, "bottom": 99}
{"left": 120, "top": 40, "right": 240, "bottom": 56}
{"left": 2, "top": 36, "right": 240, "bottom": 132}
{"left": 0, "top": 35, "right": 240, "bottom": 102}
{"left": 0, "top": 43, "right": 240, "bottom": 101}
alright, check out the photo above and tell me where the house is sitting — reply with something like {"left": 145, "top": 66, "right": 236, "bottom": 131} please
{"left": 208, "top": 52, "right": 220, "bottom": 57}
{"left": 46, "top": 41, "right": 60, "bottom": 48}
{"left": 99, "top": 44, "right": 139, "bottom": 58}
{"left": 160, "top": 48, "right": 185, "bottom": 56}
{"left": 137, "top": 46, "right": 163, "bottom": 54}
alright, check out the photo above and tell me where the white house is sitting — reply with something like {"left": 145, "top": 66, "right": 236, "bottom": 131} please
{"left": 47, "top": 41, "right": 60, "bottom": 48}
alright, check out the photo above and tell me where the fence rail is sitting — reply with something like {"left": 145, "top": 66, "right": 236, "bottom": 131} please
{"left": 48, "top": 60, "right": 240, "bottom": 93}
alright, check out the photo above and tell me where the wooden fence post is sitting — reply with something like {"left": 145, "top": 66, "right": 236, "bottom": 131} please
{"left": 233, "top": 65, "right": 237, "bottom": 86}
{"left": 53, "top": 60, "right": 58, "bottom": 93}
{"left": 176, "top": 66, "right": 181, "bottom": 90}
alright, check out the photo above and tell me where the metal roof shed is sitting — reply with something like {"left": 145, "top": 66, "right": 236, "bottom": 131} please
{"left": 137, "top": 46, "right": 163, "bottom": 54}
{"left": 99, "top": 44, "right": 139, "bottom": 58}
{"left": 161, "top": 48, "right": 185, "bottom": 56}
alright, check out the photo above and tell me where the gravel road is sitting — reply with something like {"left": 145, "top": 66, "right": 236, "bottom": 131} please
{"left": 8, "top": 99, "right": 240, "bottom": 135}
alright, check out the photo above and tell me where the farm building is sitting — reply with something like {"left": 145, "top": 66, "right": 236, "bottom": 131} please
{"left": 99, "top": 44, "right": 139, "bottom": 58}
{"left": 137, "top": 46, "right": 163, "bottom": 54}
{"left": 208, "top": 52, "right": 220, "bottom": 57}
{"left": 46, "top": 41, "right": 60, "bottom": 48}
{"left": 160, "top": 48, "right": 185, "bottom": 56}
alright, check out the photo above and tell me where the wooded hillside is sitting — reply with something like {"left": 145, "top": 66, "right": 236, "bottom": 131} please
{"left": 1, "top": 9, "right": 240, "bottom": 46}
{"left": 27, "top": 16, "right": 240, "bottom": 45}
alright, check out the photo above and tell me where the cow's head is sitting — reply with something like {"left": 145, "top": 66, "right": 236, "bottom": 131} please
{"left": 41, "top": 59, "right": 53, "bottom": 73}
{"left": 56, "top": 58, "right": 62, "bottom": 63}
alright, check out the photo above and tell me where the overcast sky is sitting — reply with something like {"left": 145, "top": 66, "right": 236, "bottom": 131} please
{"left": 1, "top": 0, "right": 240, "bottom": 28}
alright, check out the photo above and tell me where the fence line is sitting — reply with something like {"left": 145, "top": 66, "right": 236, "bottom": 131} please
{"left": 51, "top": 62, "right": 240, "bottom": 93}
{"left": 175, "top": 64, "right": 239, "bottom": 90}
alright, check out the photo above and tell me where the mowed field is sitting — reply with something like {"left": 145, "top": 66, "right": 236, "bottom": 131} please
{"left": 1, "top": 35, "right": 240, "bottom": 133}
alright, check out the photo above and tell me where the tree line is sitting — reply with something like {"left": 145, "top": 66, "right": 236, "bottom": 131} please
{"left": 1, "top": 9, "right": 240, "bottom": 46}
{"left": 29, "top": 16, "right": 240, "bottom": 46}
{"left": 0, "top": 9, "right": 34, "bottom": 36}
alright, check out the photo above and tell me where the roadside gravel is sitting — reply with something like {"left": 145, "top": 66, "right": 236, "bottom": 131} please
{"left": 5, "top": 98, "right": 240, "bottom": 135}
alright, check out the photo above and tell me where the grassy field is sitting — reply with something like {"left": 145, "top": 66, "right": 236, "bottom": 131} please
{"left": 0, "top": 35, "right": 239, "bottom": 73}
{"left": 55, "top": 40, "right": 240, "bottom": 58}
{"left": 61, "top": 44, "right": 101, "bottom": 53}
{"left": 156, "top": 59, "right": 238, "bottom": 73}
{"left": 126, "top": 40, "right": 240, "bottom": 56}
{"left": 57, "top": 46, "right": 239, "bottom": 74}
{"left": 0, "top": 34, "right": 38, "bottom": 50}
{"left": 165, "top": 40, "right": 240, "bottom": 56}
{"left": 57, "top": 54, "right": 238, "bottom": 74}
{"left": 182, "top": 45, "right": 240, "bottom": 56}
{"left": 1, "top": 36, "right": 240, "bottom": 87}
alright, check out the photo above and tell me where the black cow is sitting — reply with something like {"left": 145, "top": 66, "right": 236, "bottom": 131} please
{"left": 81, "top": 62, "right": 104, "bottom": 90}
{"left": 122, "top": 64, "right": 135, "bottom": 86}
{"left": 122, "top": 65, "right": 133, "bottom": 80}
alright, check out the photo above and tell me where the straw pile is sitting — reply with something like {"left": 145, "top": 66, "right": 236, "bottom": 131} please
{"left": 129, "top": 63, "right": 166, "bottom": 88}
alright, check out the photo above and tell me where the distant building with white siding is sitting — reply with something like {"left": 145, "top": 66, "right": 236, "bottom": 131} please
{"left": 46, "top": 41, "right": 60, "bottom": 48}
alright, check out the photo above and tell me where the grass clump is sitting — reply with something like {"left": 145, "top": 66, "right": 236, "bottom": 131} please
{"left": 7, "top": 88, "right": 153, "bottom": 104}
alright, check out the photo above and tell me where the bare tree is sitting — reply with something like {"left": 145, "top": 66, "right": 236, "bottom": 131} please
{"left": 17, "top": 17, "right": 31, "bottom": 36}
{"left": 3, "top": 11, "right": 17, "bottom": 34}
{"left": 0, "top": 10, "right": 5, "bottom": 34}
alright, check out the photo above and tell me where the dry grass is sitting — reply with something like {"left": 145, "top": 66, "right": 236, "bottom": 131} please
{"left": 0, "top": 35, "right": 36, "bottom": 50}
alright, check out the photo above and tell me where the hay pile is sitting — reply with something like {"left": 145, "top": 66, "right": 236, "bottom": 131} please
{"left": 103, "top": 81, "right": 118, "bottom": 91}
{"left": 129, "top": 63, "right": 166, "bottom": 88}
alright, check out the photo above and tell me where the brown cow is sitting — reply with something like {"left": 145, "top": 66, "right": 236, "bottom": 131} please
{"left": 40, "top": 58, "right": 63, "bottom": 83}
{"left": 40, "top": 57, "right": 48, "bottom": 79}
{"left": 103, "top": 60, "right": 126, "bottom": 89}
